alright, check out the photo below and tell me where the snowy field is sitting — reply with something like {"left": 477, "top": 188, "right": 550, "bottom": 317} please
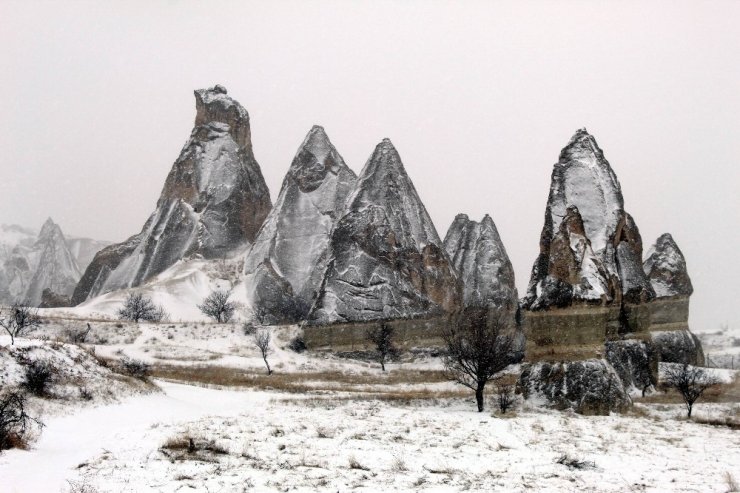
{"left": 1, "top": 318, "right": 739, "bottom": 492}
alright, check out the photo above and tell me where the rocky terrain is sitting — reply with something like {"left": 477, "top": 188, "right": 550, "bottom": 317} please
{"left": 308, "top": 139, "right": 460, "bottom": 324}
{"left": 243, "top": 126, "right": 356, "bottom": 324}
{"left": 72, "top": 85, "right": 272, "bottom": 305}
{"left": 0, "top": 219, "right": 101, "bottom": 307}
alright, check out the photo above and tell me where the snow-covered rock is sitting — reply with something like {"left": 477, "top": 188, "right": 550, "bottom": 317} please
{"left": 0, "top": 219, "right": 82, "bottom": 306}
{"left": 518, "top": 359, "right": 631, "bottom": 414}
{"left": 443, "top": 213, "right": 517, "bottom": 310}
{"left": 523, "top": 129, "right": 654, "bottom": 310}
{"left": 65, "top": 237, "right": 111, "bottom": 273}
{"left": 643, "top": 233, "right": 693, "bottom": 298}
{"left": 651, "top": 330, "right": 705, "bottom": 366}
{"left": 604, "top": 339, "right": 657, "bottom": 394}
{"left": 73, "top": 85, "right": 272, "bottom": 305}
{"left": 243, "top": 126, "right": 356, "bottom": 323}
{"left": 309, "top": 139, "right": 460, "bottom": 323}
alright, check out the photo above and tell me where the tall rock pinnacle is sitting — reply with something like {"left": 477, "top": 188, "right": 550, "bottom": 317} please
{"left": 523, "top": 129, "right": 654, "bottom": 310}
{"left": 309, "top": 139, "right": 461, "bottom": 323}
{"left": 73, "top": 85, "right": 272, "bottom": 304}
{"left": 443, "top": 213, "right": 518, "bottom": 310}
{"left": 643, "top": 233, "right": 693, "bottom": 298}
{"left": 243, "top": 126, "right": 357, "bottom": 323}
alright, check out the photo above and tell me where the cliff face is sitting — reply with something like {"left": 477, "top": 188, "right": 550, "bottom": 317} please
{"left": 443, "top": 214, "right": 517, "bottom": 310}
{"left": 523, "top": 129, "right": 654, "bottom": 311}
{"left": 309, "top": 139, "right": 460, "bottom": 324}
{"left": 243, "top": 126, "right": 357, "bottom": 323}
{"left": 73, "top": 85, "right": 271, "bottom": 305}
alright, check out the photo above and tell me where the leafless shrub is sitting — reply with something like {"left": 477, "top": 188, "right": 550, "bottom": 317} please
{"left": 119, "top": 358, "right": 151, "bottom": 380}
{"left": 316, "top": 426, "right": 334, "bottom": 438}
{"left": 197, "top": 289, "right": 236, "bottom": 323}
{"left": 117, "top": 293, "right": 167, "bottom": 323}
{"left": 64, "top": 323, "right": 92, "bottom": 344}
{"left": 254, "top": 329, "right": 272, "bottom": 375}
{"left": 725, "top": 472, "right": 739, "bottom": 492}
{"left": 242, "top": 322, "right": 256, "bottom": 336}
{"left": 556, "top": 454, "right": 596, "bottom": 470}
{"left": 161, "top": 434, "right": 229, "bottom": 458}
{"left": 0, "top": 303, "right": 41, "bottom": 345}
{"left": 288, "top": 335, "right": 307, "bottom": 353}
{"left": 348, "top": 455, "right": 370, "bottom": 470}
{"left": 23, "top": 360, "right": 55, "bottom": 397}
{"left": 0, "top": 391, "right": 43, "bottom": 451}
{"left": 495, "top": 381, "right": 516, "bottom": 414}
{"left": 442, "top": 307, "right": 516, "bottom": 412}
{"left": 663, "top": 363, "right": 720, "bottom": 418}
{"left": 65, "top": 479, "right": 99, "bottom": 493}
{"left": 366, "top": 322, "right": 398, "bottom": 372}
{"left": 391, "top": 451, "right": 408, "bottom": 472}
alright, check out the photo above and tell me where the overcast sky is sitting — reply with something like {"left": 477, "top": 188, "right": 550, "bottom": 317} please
{"left": 1, "top": 0, "right": 738, "bottom": 332}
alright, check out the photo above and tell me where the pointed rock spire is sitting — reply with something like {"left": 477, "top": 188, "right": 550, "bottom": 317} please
{"left": 309, "top": 139, "right": 460, "bottom": 323}
{"left": 243, "top": 126, "right": 357, "bottom": 323}
{"left": 443, "top": 213, "right": 517, "bottom": 310}
{"left": 643, "top": 233, "right": 693, "bottom": 297}
{"left": 523, "top": 130, "right": 654, "bottom": 310}
{"left": 73, "top": 86, "right": 272, "bottom": 304}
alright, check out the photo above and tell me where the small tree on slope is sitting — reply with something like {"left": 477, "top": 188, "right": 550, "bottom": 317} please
{"left": 442, "top": 307, "right": 515, "bottom": 412}
{"left": 117, "top": 293, "right": 166, "bottom": 323}
{"left": 254, "top": 329, "right": 272, "bottom": 375}
{"left": 0, "top": 303, "right": 41, "bottom": 345}
{"left": 663, "top": 363, "right": 719, "bottom": 418}
{"left": 198, "top": 289, "right": 236, "bottom": 323}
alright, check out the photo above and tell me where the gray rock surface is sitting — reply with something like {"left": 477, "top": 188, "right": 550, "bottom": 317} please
{"left": 523, "top": 129, "right": 654, "bottom": 310}
{"left": 73, "top": 85, "right": 271, "bottom": 304}
{"left": 0, "top": 220, "right": 82, "bottom": 306}
{"left": 605, "top": 339, "right": 657, "bottom": 393}
{"left": 518, "top": 359, "right": 631, "bottom": 414}
{"left": 443, "top": 214, "right": 518, "bottom": 310}
{"left": 309, "top": 139, "right": 460, "bottom": 323}
{"left": 243, "top": 126, "right": 357, "bottom": 323}
{"left": 643, "top": 233, "right": 693, "bottom": 298}
{"left": 651, "top": 330, "right": 705, "bottom": 366}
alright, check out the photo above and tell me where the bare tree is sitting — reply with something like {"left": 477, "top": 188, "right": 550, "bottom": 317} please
{"left": 117, "top": 293, "right": 166, "bottom": 323}
{"left": 0, "top": 303, "right": 41, "bottom": 345}
{"left": 0, "top": 391, "right": 43, "bottom": 451}
{"left": 663, "top": 363, "right": 719, "bottom": 418}
{"left": 495, "top": 381, "right": 515, "bottom": 414}
{"left": 197, "top": 289, "right": 236, "bottom": 323}
{"left": 254, "top": 329, "right": 272, "bottom": 375}
{"left": 442, "top": 307, "right": 515, "bottom": 412}
{"left": 366, "top": 322, "right": 398, "bottom": 371}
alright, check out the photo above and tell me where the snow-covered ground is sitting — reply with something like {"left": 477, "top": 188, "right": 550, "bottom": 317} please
{"left": 1, "top": 320, "right": 738, "bottom": 492}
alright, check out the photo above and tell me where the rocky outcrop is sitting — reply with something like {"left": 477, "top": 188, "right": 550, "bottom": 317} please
{"left": 643, "top": 233, "right": 703, "bottom": 365}
{"left": 523, "top": 129, "right": 654, "bottom": 311}
{"left": 443, "top": 214, "right": 518, "bottom": 310}
{"left": 243, "top": 126, "right": 357, "bottom": 323}
{"left": 643, "top": 233, "right": 693, "bottom": 298}
{"left": 65, "top": 237, "right": 111, "bottom": 273}
{"left": 73, "top": 85, "right": 271, "bottom": 304}
{"left": 0, "top": 219, "right": 82, "bottom": 306}
{"left": 518, "top": 359, "right": 631, "bottom": 415}
{"left": 605, "top": 339, "right": 657, "bottom": 394}
{"left": 309, "top": 139, "right": 460, "bottom": 323}
{"left": 24, "top": 219, "right": 82, "bottom": 306}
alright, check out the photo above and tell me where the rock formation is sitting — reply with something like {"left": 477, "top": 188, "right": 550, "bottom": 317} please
{"left": 309, "top": 139, "right": 460, "bottom": 323}
{"left": 0, "top": 219, "right": 82, "bottom": 306}
{"left": 65, "top": 237, "right": 111, "bottom": 273}
{"left": 522, "top": 128, "right": 654, "bottom": 312}
{"left": 644, "top": 233, "right": 703, "bottom": 365}
{"left": 73, "top": 85, "right": 271, "bottom": 304}
{"left": 243, "top": 126, "right": 357, "bottom": 323}
{"left": 443, "top": 213, "right": 518, "bottom": 311}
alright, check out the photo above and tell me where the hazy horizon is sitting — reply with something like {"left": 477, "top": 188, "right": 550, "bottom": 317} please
{"left": 1, "top": 1, "right": 738, "bottom": 332}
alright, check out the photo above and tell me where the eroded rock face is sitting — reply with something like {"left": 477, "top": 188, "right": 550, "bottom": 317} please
{"left": 605, "top": 339, "right": 657, "bottom": 394}
{"left": 651, "top": 330, "right": 705, "bottom": 366}
{"left": 643, "top": 233, "right": 693, "bottom": 298}
{"left": 443, "top": 214, "right": 518, "bottom": 310}
{"left": 243, "top": 126, "right": 357, "bottom": 323}
{"left": 518, "top": 359, "right": 631, "bottom": 414}
{"left": 309, "top": 139, "right": 461, "bottom": 323}
{"left": 73, "top": 85, "right": 271, "bottom": 304}
{"left": 523, "top": 129, "right": 654, "bottom": 310}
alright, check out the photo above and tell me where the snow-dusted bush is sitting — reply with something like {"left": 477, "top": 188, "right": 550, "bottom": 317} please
{"left": 117, "top": 293, "right": 167, "bottom": 323}
{"left": 288, "top": 336, "right": 307, "bottom": 353}
{"left": 663, "top": 363, "right": 720, "bottom": 418}
{"left": 197, "top": 289, "right": 236, "bottom": 323}
{"left": 0, "top": 391, "right": 42, "bottom": 451}
{"left": 254, "top": 329, "right": 272, "bottom": 375}
{"left": 23, "top": 360, "right": 55, "bottom": 397}
{"left": 0, "top": 303, "right": 41, "bottom": 345}
{"left": 119, "top": 358, "right": 151, "bottom": 380}
{"left": 365, "top": 323, "right": 398, "bottom": 372}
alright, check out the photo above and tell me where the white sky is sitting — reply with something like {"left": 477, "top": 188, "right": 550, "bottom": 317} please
{"left": 1, "top": 0, "right": 738, "bottom": 332}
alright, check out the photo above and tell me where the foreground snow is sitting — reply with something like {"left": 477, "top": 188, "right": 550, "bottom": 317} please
{"left": 0, "top": 380, "right": 737, "bottom": 492}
